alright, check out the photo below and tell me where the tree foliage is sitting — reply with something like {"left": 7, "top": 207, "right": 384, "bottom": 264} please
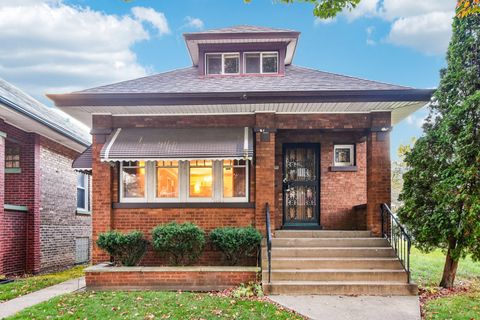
{"left": 456, "top": 0, "right": 480, "bottom": 18}
{"left": 245, "top": 0, "right": 361, "bottom": 19}
{"left": 398, "top": 12, "right": 480, "bottom": 288}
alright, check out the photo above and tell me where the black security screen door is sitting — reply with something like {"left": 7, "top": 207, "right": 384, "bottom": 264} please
{"left": 283, "top": 143, "right": 320, "bottom": 228}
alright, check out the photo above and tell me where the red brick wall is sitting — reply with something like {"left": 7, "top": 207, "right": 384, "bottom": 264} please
{"left": 275, "top": 130, "right": 367, "bottom": 230}
{"left": 86, "top": 269, "right": 258, "bottom": 291}
{"left": 0, "top": 134, "right": 4, "bottom": 275}
{"left": 3, "top": 210, "right": 27, "bottom": 274}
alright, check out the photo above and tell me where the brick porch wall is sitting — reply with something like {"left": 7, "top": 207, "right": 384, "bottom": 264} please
{"left": 0, "top": 133, "right": 4, "bottom": 275}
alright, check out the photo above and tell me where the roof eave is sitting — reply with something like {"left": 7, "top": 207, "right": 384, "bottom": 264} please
{"left": 47, "top": 89, "right": 435, "bottom": 107}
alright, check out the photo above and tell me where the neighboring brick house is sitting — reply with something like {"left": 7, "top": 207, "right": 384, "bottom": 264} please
{"left": 0, "top": 79, "right": 91, "bottom": 275}
{"left": 49, "top": 26, "right": 434, "bottom": 294}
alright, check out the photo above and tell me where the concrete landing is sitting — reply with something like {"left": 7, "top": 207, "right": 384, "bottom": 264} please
{"left": 269, "top": 295, "right": 420, "bottom": 320}
{"left": 0, "top": 277, "right": 85, "bottom": 319}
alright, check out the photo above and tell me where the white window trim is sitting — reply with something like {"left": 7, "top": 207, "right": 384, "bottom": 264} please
{"left": 120, "top": 161, "right": 148, "bottom": 203}
{"left": 205, "top": 52, "right": 240, "bottom": 75}
{"left": 76, "top": 173, "right": 90, "bottom": 212}
{"left": 333, "top": 144, "right": 355, "bottom": 167}
{"left": 119, "top": 160, "right": 249, "bottom": 203}
{"left": 243, "top": 51, "right": 279, "bottom": 75}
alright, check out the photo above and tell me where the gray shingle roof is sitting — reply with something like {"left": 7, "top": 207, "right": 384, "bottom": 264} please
{"left": 0, "top": 78, "right": 91, "bottom": 146}
{"left": 78, "top": 65, "right": 410, "bottom": 94}
{"left": 185, "top": 25, "right": 297, "bottom": 34}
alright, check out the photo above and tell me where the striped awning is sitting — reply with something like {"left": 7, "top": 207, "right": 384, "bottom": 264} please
{"left": 100, "top": 127, "right": 253, "bottom": 162}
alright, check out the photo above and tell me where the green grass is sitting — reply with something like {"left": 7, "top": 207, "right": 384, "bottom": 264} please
{"left": 6, "top": 291, "right": 303, "bottom": 320}
{"left": 0, "top": 265, "right": 86, "bottom": 303}
{"left": 410, "top": 247, "right": 480, "bottom": 288}
{"left": 423, "top": 289, "right": 480, "bottom": 320}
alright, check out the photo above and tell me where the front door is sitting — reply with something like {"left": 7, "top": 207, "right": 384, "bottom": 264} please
{"left": 283, "top": 143, "right": 320, "bottom": 229}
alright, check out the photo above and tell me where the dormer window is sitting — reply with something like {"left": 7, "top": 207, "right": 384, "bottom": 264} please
{"left": 245, "top": 52, "right": 278, "bottom": 74}
{"left": 206, "top": 53, "right": 240, "bottom": 75}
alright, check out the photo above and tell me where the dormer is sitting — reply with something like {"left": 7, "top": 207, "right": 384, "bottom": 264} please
{"left": 183, "top": 25, "right": 300, "bottom": 77}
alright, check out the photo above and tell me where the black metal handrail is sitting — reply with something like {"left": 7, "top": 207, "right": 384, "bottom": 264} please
{"left": 381, "top": 203, "right": 411, "bottom": 283}
{"left": 265, "top": 202, "right": 272, "bottom": 283}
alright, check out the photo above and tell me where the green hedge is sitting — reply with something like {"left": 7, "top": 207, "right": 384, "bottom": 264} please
{"left": 96, "top": 230, "right": 148, "bottom": 266}
{"left": 151, "top": 222, "right": 206, "bottom": 266}
{"left": 210, "top": 227, "right": 262, "bottom": 265}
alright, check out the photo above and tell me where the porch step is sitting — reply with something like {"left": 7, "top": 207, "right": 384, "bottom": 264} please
{"left": 275, "top": 230, "right": 372, "bottom": 238}
{"left": 265, "top": 257, "right": 404, "bottom": 270}
{"left": 269, "top": 237, "right": 389, "bottom": 248}
{"left": 262, "top": 269, "right": 408, "bottom": 282}
{"left": 263, "top": 281, "right": 418, "bottom": 296}
{"left": 262, "top": 247, "right": 396, "bottom": 258}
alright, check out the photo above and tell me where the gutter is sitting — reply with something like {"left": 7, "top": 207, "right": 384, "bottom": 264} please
{"left": 47, "top": 89, "right": 435, "bottom": 107}
{"left": 0, "top": 95, "right": 90, "bottom": 147}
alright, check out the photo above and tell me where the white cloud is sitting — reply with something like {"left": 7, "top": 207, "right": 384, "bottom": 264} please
{"left": 366, "top": 26, "right": 376, "bottom": 45}
{"left": 388, "top": 11, "right": 453, "bottom": 55}
{"left": 0, "top": 1, "right": 169, "bottom": 103}
{"left": 406, "top": 114, "right": 427, "bottom": 128}
{"left": 314, "top": 17, "right": 336, "bottom": 26}
{"left": 343, "top": 0, "right": 455, "bottom": 55}
{"left": 132, "top": 6, "right": 170, "bottom": 36}
{"left": 184, "top": 16, "right": 204, "bottom": 29}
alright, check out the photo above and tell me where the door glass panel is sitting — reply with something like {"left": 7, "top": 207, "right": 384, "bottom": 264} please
{"left": 284, "top": 146, "right": 319, "bottom": 225}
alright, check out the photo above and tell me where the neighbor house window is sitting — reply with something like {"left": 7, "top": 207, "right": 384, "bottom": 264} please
{"left": 76, "top": 172, "right": 90, "bottom": 212}
{"left": 206, "top": 53, "right": 240, "bottom": 75}
{"left": 244, "top": 52, "right": 278, "bottom": 74}
{"left": 121, "top": 161, "right": 146, "bottom": 201}
{"left": 119, "top": 160, "right": 249, "bottom": 203}
{"left": 333, "top": 144, "right": 355, "bottom": 166}
{"left": 5, "top": 146, "right": 20, "bottom": 168}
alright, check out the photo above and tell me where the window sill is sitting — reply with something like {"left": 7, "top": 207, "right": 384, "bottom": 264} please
{"left": 330, "top": 166, "right": 358, "bottom": 172}
{"left": 4, "top": 204, "right": 28, "bottom": 212}
{"left": 5, "top": 168, "right": 21, "bottom": 174}
{"left": 112, "top": 202, "right": 255, "bottom": 209}
{"left": 76, "top": 209, "right": 92, "bottom": 215}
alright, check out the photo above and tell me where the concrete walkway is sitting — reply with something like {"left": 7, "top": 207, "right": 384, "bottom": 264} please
{"left": 269, "top": 295, "right": 421, "bottom": 320}
{"left": 0, "top": 277, "right": 85, "bottom": 319}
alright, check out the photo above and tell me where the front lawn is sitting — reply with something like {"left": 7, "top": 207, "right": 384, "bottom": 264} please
{"left": 0, "top": 265, "right": 86, "bottom": 303}
{"left": 6, "top": 291, "right": 303, "bottom": 320}
{"left": 423, "top": 287, "right": 480, "bottom": 320}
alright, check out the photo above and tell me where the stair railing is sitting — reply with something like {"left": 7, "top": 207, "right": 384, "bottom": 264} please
{"left": 265, "top": 202, "right": 272, "bottom": 283}
{"left": 380, "top": 203, "right": 411, "bottom": 283}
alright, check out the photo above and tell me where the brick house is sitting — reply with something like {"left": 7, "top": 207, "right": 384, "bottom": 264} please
{"left": 49, "top": 26, "right": 433, "bottom": 294}
{"left": 0, "top": 79, "right": 92, "bottom": 275}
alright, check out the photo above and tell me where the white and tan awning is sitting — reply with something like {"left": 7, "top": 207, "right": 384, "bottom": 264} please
{"left": 100, "top": 127, "right": 253, "bottom": 162}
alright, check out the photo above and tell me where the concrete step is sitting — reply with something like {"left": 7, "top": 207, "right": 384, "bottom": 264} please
{"left": 262, "top": 247, "right": 396, "bottom": 258}
{"left": 269, "top": 238, "right": 389, "bottom": 248}
{"left": 262, "top": 269, "right": 408, "bottom": 282}
{"left": 275, "top": 230, "right": 372, "bottom": 238}
{"left": 263, "top": 281, "right": 418, "bottom": 296}
{"left": 265, "top": 257, "right": 404, "bottom": 270}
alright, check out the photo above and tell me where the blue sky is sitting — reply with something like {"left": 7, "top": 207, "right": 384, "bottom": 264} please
{"left": 0, "top": 0, "right": 455, "bottom": 159}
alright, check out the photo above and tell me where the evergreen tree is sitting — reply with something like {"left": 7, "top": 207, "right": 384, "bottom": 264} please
{"left": 398, "top": 9, "right": 480, "bottom": 288}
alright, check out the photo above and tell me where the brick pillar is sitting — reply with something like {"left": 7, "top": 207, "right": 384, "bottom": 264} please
{"left": 366, "top": 113, "right": 391, "bottom": 236}
{"left": 0, "top": 130, "right": 5, "bottom": 275}
{"left": 92, "top": 135, "right": 113, "bottom": 264}
{"left": 26, "top": 134, "right": 41, "bottom": 273}
{"left": 255, "top": 113, "right": 276, "bottom": 234}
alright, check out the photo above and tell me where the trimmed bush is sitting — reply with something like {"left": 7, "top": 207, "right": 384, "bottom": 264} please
{"left": 96, "top": 230, "right": 148, "bottom": 266}
{"left": 210, "top": 227, "right": 262, "bottom": 265}
{"left": 151, "top": 222, "right": 206, "bottom": 266}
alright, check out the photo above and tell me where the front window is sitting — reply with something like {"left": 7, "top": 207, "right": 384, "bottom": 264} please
{"left": 333, "top": 145, "right": 355, "bottom": 166}
{"left": 223, "top": 160, "right": 247, "bottom": 198}
{"left": 121, "top": 161, "right": 146, "bottom": 200}
{"left": 76, "top": 172, "right": 90, "bottom": 212}
{"left": 156, "top": 161, "right": 179, "bottom": 199}
{"left": 206, "top": 53, "right": 240, "bottom": 75}
{"left": 244, "top": 52, "right": 278, "bottom": 74}
{"left": 118, "top": 160, "right": 249, "bottom": 203}
{"left": 189, "top": 160, "right": 213, "bottom": 198}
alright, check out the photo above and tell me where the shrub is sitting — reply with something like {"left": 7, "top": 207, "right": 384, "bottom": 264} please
{"left": 151, "top": 222, "right": 206, "bottom": 266}
{"left": 232, "top": 282, "right": 264, "bottom": 298}
{"left": 96, "top": 230, "right": 148, "bottom": 266}
{"left": 210, "top": 226, "right": 262, "bottom": 265}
